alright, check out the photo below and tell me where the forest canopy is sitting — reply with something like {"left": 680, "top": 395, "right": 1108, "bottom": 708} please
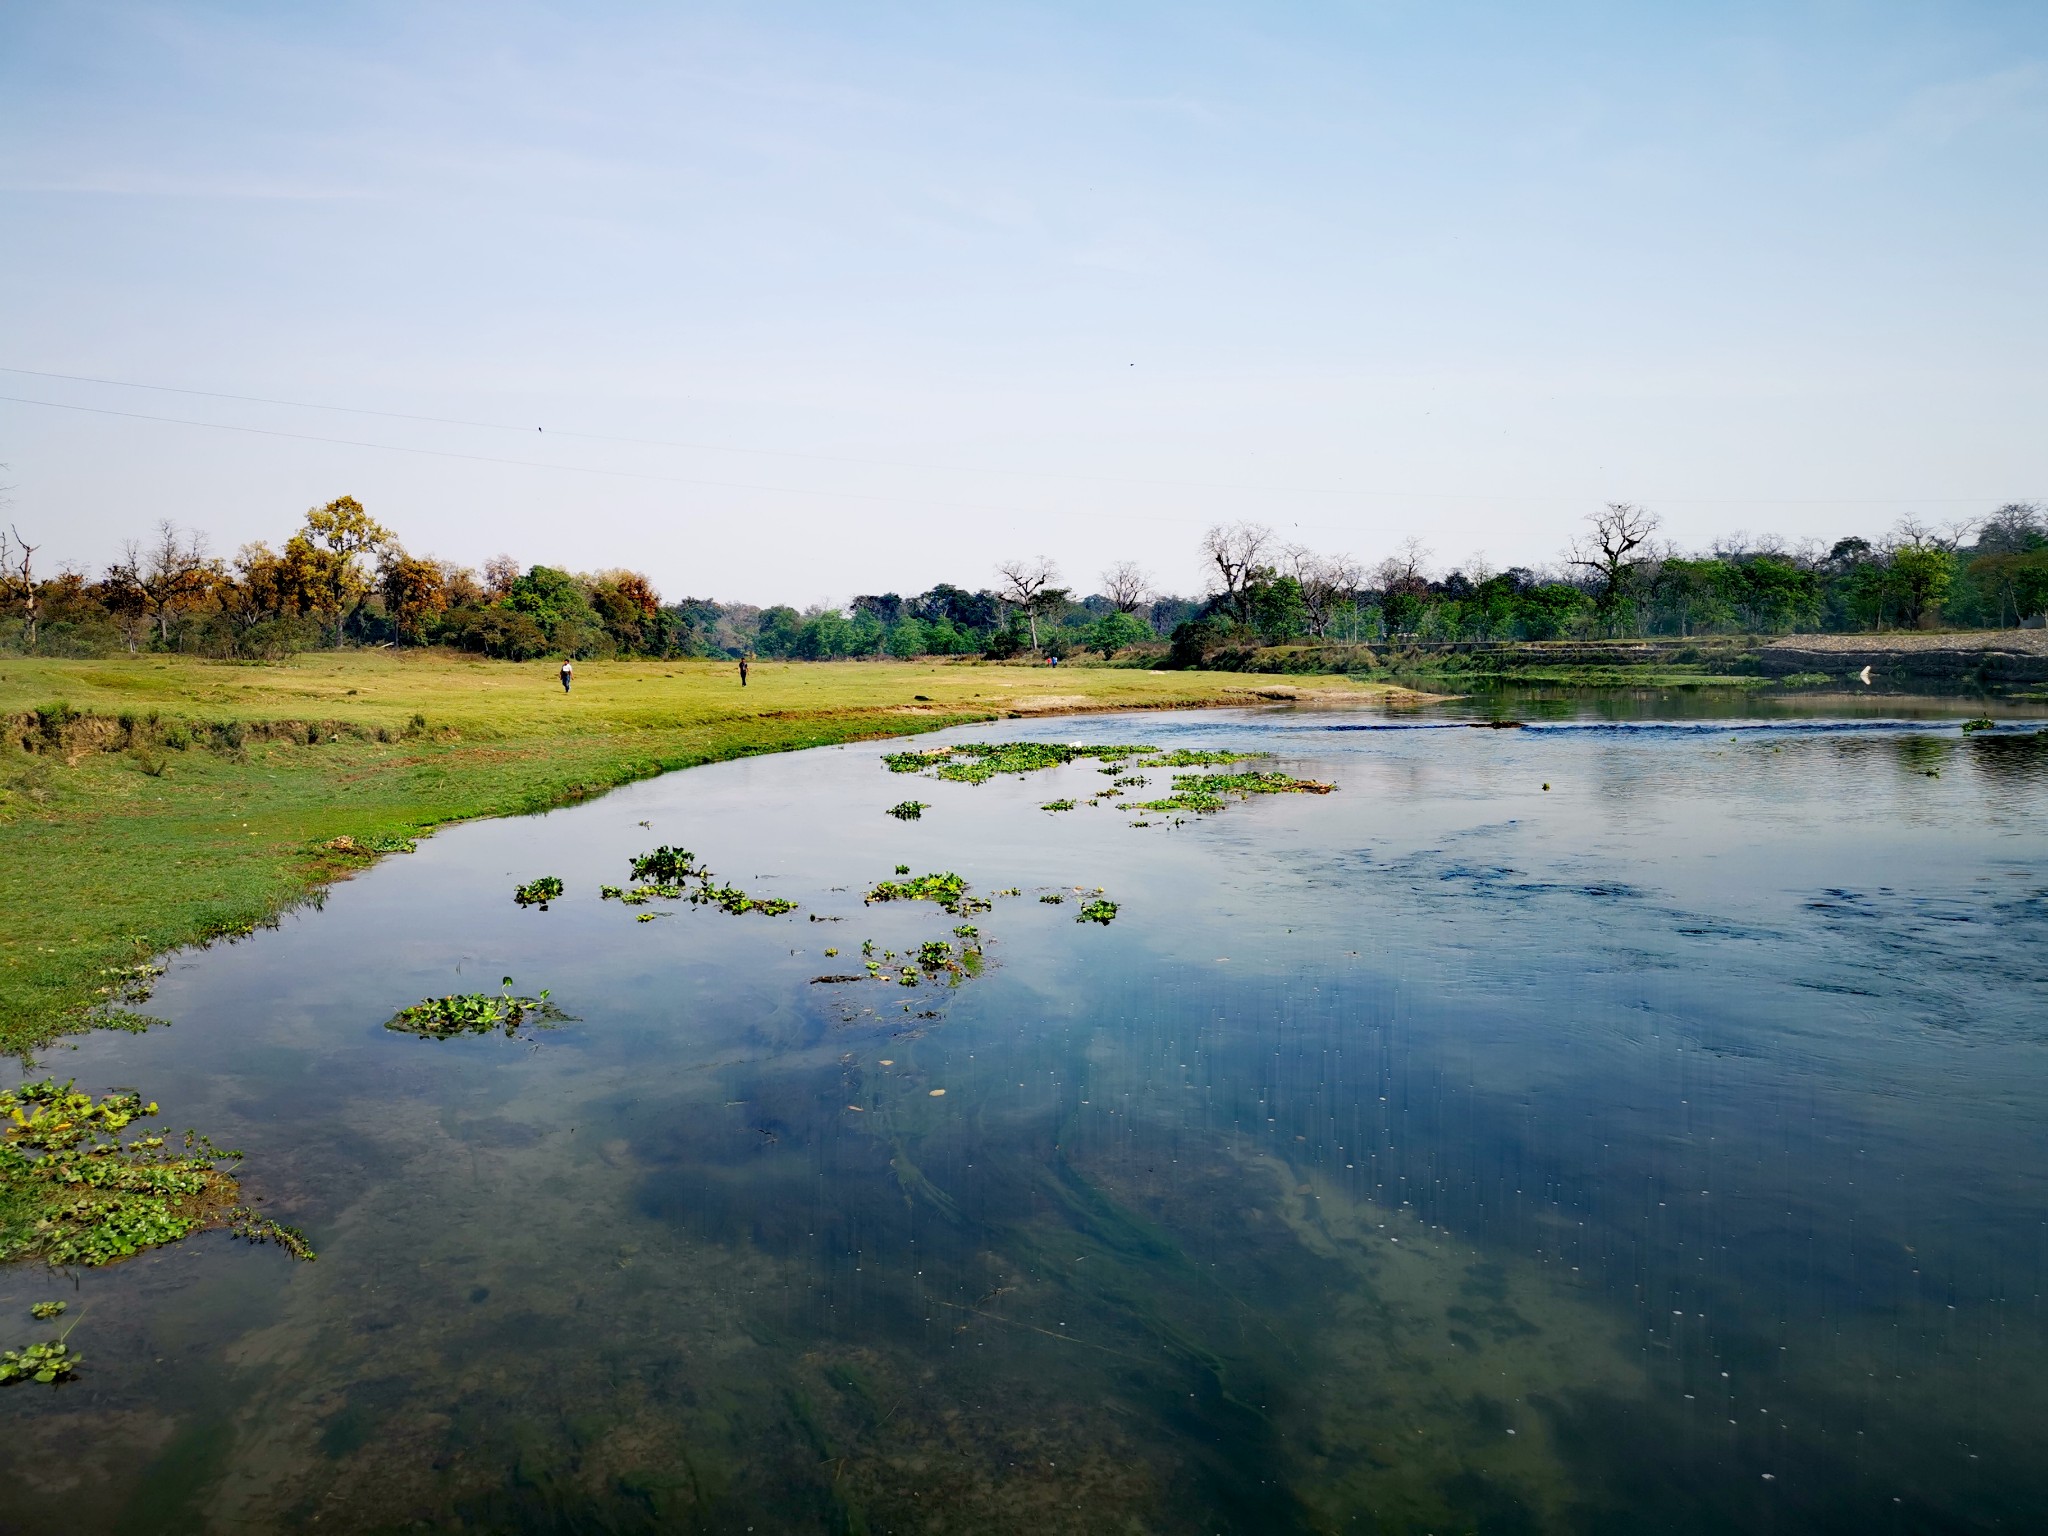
{"left": 1, "top": 497, "right": 2043, "bottom": 663}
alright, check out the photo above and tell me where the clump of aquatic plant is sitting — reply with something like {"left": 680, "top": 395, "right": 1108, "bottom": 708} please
{"left": 1040, "top": 799, "right": 1077, "bottom": 813}
{"left": 0, "top": 1081, "right": 267, "bottom": 1268}
{"left": 864, "top": 870, "right": 990, "bottom": 916}
{"left": 631, "top": 845, "right": 700, "bottom": 882}
{"left": 513, "top": 875, "right": 565, "bottom": 909}
{"left": 1039, "top": 891, "right": 1066, "bottom": 904}
{"left": 951, "top": 924, "right": 978, "bottom": 938}
{"left": 28, "top": 1301, "right": 65, "bottom": 1320}
{"left": 325, "top": 833, "right": 418, "bottom": 857}
{"left": 0, "top": 1336, "right": 79, "bottom": 1386}
{"left": 897, "top": 938, "right": 983, "bottom": 985}
{"left": 605, "top": 846, "right": 797, "bottom": 918}
{"left": 1076, "top": 898, "right": 1119, "bottom": 925}
{"left": 886, "top": 800, "right": 927, "bottom": 820}
{"left": 227, "top": 1206, "right": 316, "bottom": 1260}
{"left": 1136, "top": 749, "right": 1273, "bottom": 768}
{"left": 385, "top": 977, "right": 565, "bottom": 1040}
{"left": 691, "top": 881, "right": 799, "bottom": 916}
{"left": 1130, "top": 770, "right": 1336, "bottom": 815}
{"left": 882, "top": 741, "right": 1160, "bottom": 785}
{"left": 1961, "top": 718, "right": 1996, "bottom": 733}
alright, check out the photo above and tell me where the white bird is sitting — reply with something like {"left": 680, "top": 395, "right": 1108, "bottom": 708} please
{"left": 1858, "top": 666, "right": 1872, "bottom": 685}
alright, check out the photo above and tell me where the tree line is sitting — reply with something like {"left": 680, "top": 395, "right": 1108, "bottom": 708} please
{"left": 0, "top": 495, "right": 2042, "bottom": 664}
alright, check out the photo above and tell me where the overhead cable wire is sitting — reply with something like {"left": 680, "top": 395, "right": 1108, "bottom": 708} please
{"left": 0, "top": 393, "right": 1080, "bottom": 519}
{"left": 0, "top": 364, "right": 2010, "bottom": 507}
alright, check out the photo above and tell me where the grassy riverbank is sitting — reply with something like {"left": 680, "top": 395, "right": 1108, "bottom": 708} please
{"left": 0, "top": 651, "right": 1413, "bottom": 1055}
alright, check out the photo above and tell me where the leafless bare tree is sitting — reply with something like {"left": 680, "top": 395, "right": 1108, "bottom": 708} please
{"left": 1099, "top": 560, "right": 1150, "bottom": 614}
{"left": 107, "top": 521, "right": 218, "bottom": 644}
{"left": 3, "top": 524, "right": 41, "bottom": 648}
{"left": 1287, "top": 545, "right": 1361, "bottom": 639}
{"left": 1373, "top": 536, "right": 1431, "bottom": 594}
{"left": 1200, "top": 522, "right": 1274, "bottom": 625}
{"left": 1566, "top": 503, "right": 1660, "bottom": 631}
{"left": 994, "top": 556, "right": 1059, "bottom": 652}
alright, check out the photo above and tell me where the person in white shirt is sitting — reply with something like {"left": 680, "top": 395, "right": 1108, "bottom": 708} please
{"left": 559, "top": 661, "right": 573, "bottom": 693}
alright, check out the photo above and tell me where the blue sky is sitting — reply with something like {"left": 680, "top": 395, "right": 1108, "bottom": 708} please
{"left": 2, "top": 1, "right": 2043, "bottom": 602}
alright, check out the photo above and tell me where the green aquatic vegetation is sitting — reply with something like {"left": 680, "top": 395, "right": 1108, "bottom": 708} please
{"left": 1136, "top": 749, "right": 1272, "bottom": 767}
{"left": 512, "top": 875, "right": 564, "bottom": 909}
{"left": 951, "top": 924, "right": 978, "bottom": 938}
{"left": 886, "top": 801, "right": 928, "bottom": 820}
{"left": 28, "top": 1301, "right": 64, "bottom": 1320}
{"left": 1961, "top": 717, "right": 1997, "bottom": 733}
{"left": 227, "top": 1205, "right": 316, "bottom": 1260}
{"left": 385, "top": 977, "right": 565, "bottom": 1040}
{"left": 1130, "top": 770, "right": 1337, "bottom": 815}
{"left": 883, "top": 741, "right": 1161, "bottom": 785}
{"left": 690, "top": 881, "right": 799, "bottom": 917}
{"left": 0, "top": 1336, "right": 79, "bottom": 1385}
{"left": 629, "top": 846, "right": 700, "bottom": 883}
{"left": 1777, "top": 672, "right": 1832, "bottom": 687}
{"left": 0, "top": 1080, "right": 266, "bottom": 1268}
{"left": 634, "top": 911, "right": 665, "bottom": 923}
{"left": 864, "top": 871, "right": 989, "bottom": 916}
{"left": 1076, "top": 899, "right": 1119, "bottom": 925}
{"left": 1039, "top": 799, "right": 1077, "bottom": 812}
{"left": 1039, "top": 892, "right": 1066, "bottom": 904}
{"left": 608, "top": 846, "right": 798, "bottom": 918}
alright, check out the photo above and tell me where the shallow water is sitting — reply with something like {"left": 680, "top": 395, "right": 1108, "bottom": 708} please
{"left": 4, "top": 695, "right": 2047, "bottom": 1533}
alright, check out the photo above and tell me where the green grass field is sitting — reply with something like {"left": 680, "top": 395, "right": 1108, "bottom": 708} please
{"left": 0, "top": 651, "right": 1410, "bottom": 1055}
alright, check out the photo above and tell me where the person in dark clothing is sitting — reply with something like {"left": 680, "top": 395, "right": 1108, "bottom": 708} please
{"left": 739, "top": 656, "right": 749, "bottom": 687}
{"left": 559, "top": 661, "right": 573, "bottom": 693}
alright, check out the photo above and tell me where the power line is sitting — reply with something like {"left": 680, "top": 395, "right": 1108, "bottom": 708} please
{"left": 0, "top": 393, "right": 1074, "bottom": 519}
{"left": 0, "top": 363, "right": 2015, "bottom": 508}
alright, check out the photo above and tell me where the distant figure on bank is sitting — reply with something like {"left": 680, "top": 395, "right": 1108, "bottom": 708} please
{"left": 739, "top": 656, "right": 750, "bottom": 687}
{"left": 559, "top": 660, "right": 573, "bottom": 694}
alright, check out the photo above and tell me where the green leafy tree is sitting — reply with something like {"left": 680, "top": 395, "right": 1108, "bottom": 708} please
{"left": 885, "top": 617, "right": 928, "bottom": 657}
{"left": 1087, "top": 609, "right": 1150, "bottom": 658}
{"left": 1250, "top": 574, "right": 1309, "bottom": 642}
{"left": 1888, "top": 544, "right": 1955, "bottom": 628}
{"left": 300, "top": 496, "right": 393, "bottom": 643}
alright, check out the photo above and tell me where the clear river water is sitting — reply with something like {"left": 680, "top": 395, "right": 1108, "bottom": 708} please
{"left": 3, "top": 688, "right": 2046, "bottom": 1534}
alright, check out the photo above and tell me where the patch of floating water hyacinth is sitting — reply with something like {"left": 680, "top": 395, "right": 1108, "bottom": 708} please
{"left": 886, "top": 800, "right": 928, "bottom": 820}
{"left": 601, "top": 845, "right": 798, "bottom": 917}
{"left": 881, "top": 742, "right": 1159, "bottom": 784}
{"left": 386, "top": 977, "right": 567, "bottom": 1040}
{"left": 863, "top": 871, "right": 991, "bottom": 916}
{"left": 0, "top": 1079, "right": 311, "bottom": 1267}
{"left": 0, "top": 1337, "right": 80, "bottom": 1386}
{"left": 1039, "top": 799, "right": 1077, "bottom": 812}
{"left": 1135, "top": 749, "right": 1273, "bottom": 768}
{"left": 1129, "top": 770, "right": 1336, "bottom": 815}
{"left": 1076, "top": 898, "right": 1119, "bottom": 925}
{"left": 513, "top": 875, "right": 564, "bottom": 909}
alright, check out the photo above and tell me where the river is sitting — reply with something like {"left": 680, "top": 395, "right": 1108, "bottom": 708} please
{"left": 3, "top": 690, "right": 2045, "bottom": 1533}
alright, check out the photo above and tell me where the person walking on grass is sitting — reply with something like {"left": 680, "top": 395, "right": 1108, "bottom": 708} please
{"left": 559, "top": 660, "right": 573, "bottom": 694}
{"left": 739, "top": 656, "right": 749, "bottom": 687}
